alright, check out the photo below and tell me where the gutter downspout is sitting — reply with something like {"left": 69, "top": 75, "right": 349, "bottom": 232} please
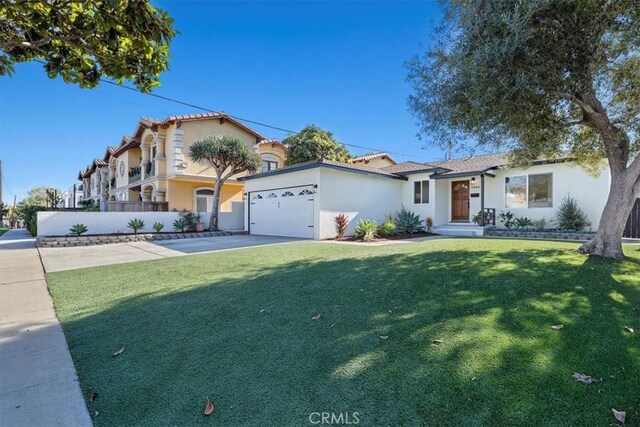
{"left": 480, "top": 174, "right": 485, "bottom": 226}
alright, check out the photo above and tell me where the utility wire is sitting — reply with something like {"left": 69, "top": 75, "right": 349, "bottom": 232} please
{"left": 32, "top": 59, "right": 424, "bottom": 159}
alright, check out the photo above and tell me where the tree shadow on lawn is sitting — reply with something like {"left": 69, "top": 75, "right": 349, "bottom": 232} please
{"left": 51, "top": 245, "right": 640, "bottom": 426}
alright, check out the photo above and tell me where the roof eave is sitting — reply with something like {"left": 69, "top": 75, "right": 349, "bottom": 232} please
{"left": 239, "top": 161, "right": 408, "bottom": 182}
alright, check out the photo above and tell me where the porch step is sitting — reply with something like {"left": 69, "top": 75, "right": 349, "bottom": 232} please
{"left": 434, "top": 224, "right": 485, "bottom": 237}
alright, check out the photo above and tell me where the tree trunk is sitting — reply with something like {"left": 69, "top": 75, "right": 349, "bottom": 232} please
{"left": 210, "top": 179, "right": 223, "bottom": 231}
{"left": 578, "top": 169, "right": 637, "bottom": 260}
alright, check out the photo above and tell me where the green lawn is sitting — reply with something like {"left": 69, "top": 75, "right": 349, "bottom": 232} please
{"left": 47, "top": 239, "right": 640, "bottom": 426}
{"left": 0, "top": 227, "right": 9, "bottom": 236}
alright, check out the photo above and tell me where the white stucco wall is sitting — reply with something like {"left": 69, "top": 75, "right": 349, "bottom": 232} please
{"left": 401, "top": 172, "right": 436, "bottom": 224}
{"left": 483, "top": 161, "right": 610, "bottom": 230}
{"left": 318, "top": 169, "right": 404, "bottom": 239}
{"left": 37, "top": 207, "right": 244, "bottom": 236}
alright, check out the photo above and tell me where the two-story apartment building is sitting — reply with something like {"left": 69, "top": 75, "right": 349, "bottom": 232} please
{"left": 77, "top": 112, "right": 287, "bottom": 227}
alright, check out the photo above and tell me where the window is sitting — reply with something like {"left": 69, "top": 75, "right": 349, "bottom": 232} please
{"left": 299, "top": 189, "right": 313, "bottom": 195}
{"left": 282, "top": 191, "right": 294, "bottom": 197}
{"left": 195, "top": 188, "right": 215, "bottom": 212}
{"left": 505, "top": 173, "right": 553, "bottom": 208}
{"left": 528, "top": 173, "right": 553, "bottom": 207}
{"left": 413, "top": 180, "right": 429, "bottom": 204}
{"left": 505, "top": 176, "right": 527, "bottom": 208}
{"left": 261, "top": 155, "right": 278, "bottom": 172}
{"left": 266, "top": 193, "right": 277, "bottom": 198}
{"left": 252, "top": 194, "right": 263, "bottom": 200}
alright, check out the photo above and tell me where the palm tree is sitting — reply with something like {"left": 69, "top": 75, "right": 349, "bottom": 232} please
{"left": 188, "top": 136, "right": 262, "bottom": 231}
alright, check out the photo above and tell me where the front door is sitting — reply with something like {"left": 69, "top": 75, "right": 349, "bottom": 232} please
{"left": 451, "top": 180, "right": 470, "bottom": 221}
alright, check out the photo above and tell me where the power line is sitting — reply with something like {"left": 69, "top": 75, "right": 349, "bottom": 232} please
{"left": 32, "top": 59, "right": 424, "bottom": 159}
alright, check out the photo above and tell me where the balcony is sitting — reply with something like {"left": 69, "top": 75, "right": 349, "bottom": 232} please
{"left": 129, "top": 166, "right": 141, "bottom": 183}
{"left": 145, "top": 161, "right": 156, "bottom": 178}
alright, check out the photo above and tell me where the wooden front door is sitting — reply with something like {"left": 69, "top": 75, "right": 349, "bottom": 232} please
{"left": 451, "top": 180, "right": 470, "bottom": 221}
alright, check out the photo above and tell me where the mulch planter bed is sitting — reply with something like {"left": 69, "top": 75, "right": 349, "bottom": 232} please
{"left": 36, "top": 230, "right": 247, "bottom": 247}
{"left": 336, "top": 232, "right": 438, "bottom": 242}
{"left": 484, "top": 228, "right": 595, "bottom": 241}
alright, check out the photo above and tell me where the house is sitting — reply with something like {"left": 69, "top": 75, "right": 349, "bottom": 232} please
{"left": 77, "top": 112, "right": 287, "bottom": 228}
{"left": 62, "top": 184, "right": 84, "bottom": 208}
{"left": 239, "top": 152, "right": 611, "bottom": 239}
{"left": 351, "top": 152, "right": 397, "bottom": 168}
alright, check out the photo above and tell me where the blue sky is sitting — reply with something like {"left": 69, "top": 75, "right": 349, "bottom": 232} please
{"left": 0, "top": 0, "right": 450, "bottom": 203}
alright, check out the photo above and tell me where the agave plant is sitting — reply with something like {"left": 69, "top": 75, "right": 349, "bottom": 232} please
{"left": 354, "top": 219, "right": 378, "bottom": 242}
{"left": 127, "top": 218, "right": 145, "bottom": 234}
{"left": 393, "top": 207, "right": 424, "bottom": 233}
{"left": 69, "top": 223, "right": 88, "bottom": 236}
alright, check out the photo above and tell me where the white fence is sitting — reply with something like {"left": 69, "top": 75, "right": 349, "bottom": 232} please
{"left": 37, "top": 210, "right": 244, "bottom": 237}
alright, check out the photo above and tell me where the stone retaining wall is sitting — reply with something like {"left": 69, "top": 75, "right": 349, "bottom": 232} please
{"left": 484, "top": 229, "right": 595, "bottom": 241}
{"left": 36, "top": 230, "right": 248, "bottom": 248}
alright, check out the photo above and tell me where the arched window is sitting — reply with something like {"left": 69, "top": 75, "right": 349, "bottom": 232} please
{"left": 261, "top": 155, "right": 279, "bottom": 172}
{"left": 299, "top": 189, "right": 313, "bottom": 195}
{"left": 252, "top": 194, "right": 263, "bottom": 200}
{"left": 266, "top": 192, "right": 277, "bottom": 198}
{"left": 282, "top": 191, "right": 294, "bottom": 197}
{"left": 194, "top": 188, "right": 215, "bottom": 212}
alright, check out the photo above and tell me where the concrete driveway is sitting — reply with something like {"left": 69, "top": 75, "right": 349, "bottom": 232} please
{"left": 39, "top": 235, "right": 303, "bottom": 273}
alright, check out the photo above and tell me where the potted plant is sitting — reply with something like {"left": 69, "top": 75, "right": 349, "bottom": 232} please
{"left": 193, "top": 213, "right": 205, "bottom": 232}
{"left": 471, "top": 211, "right": 485, "bottom": 225}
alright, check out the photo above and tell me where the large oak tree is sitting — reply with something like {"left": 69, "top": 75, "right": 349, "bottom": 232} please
{"left": 0, "top": 0, "right": 175, "bottom": 92}
{"left": 408, "top": 0, "right": 639, "bottom": 259}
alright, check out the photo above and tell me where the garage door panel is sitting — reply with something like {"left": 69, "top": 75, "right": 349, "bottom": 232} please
{"left": 249, "top": 185, "right": 315, "bottom": 238}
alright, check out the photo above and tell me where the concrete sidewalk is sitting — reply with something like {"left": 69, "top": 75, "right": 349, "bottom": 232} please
{"left": 0, "top": 229, "right": 92, "bottom": 426}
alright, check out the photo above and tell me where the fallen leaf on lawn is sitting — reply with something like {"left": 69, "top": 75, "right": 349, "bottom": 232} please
{"left": 112, "top": 347, "right": 125, "bottom": 357}
{"left": 91, "top": 411, "right": 99, "bottom": 420}
{"left": 572, "top": 372, "right": 600, "bottom": 384}
{"left": 379, "top": 335, "right": 389, "bottom": 340}
{"left": 433, "top": 339, "right": 444, "bottom": 345}
{"left": 612, "top": 408, "right": 626, "bottom": 423}
{"left": 551, "top": 325, "right": 564, "bottom": 330}
{"left": 88, "top": 388, "right": 98, "bottom": 403}
{"left": 624, "top": 326, "right": 635, "bottom": 334}
{"left": 204, "top": 397, "right": 215, "bottom": 416}
{"left": 311, "top": 314, "right": 322, "bottom": 321}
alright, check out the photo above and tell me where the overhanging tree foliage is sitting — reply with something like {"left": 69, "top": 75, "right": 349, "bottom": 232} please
{"left": 408, "top": 0, "right": 639, "bottom": 259}
{"left": 188, "top": 136, "right": 262, "bottom": 231}
{"left": 284, "top": 125, "right": 351, "bottom": 166}
{"left": 0, "top": 0, "right": 175, "bottom": 92}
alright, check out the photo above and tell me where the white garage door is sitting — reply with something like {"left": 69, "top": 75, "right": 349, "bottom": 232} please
{"left": 249, "top": 185, "right": 315, "bottom": 238}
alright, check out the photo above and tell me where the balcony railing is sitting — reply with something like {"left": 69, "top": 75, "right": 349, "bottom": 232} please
{"left": 129, "top": 166, "right": 141, "bottom": 182}
{"left": 145, "top": 161, "right": 155, "bottom": 177}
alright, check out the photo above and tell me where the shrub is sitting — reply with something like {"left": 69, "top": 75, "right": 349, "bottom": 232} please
{"left": 334, "top": 213, "right": 348, "bottom": 239}
{"left": 532, "top": 217, "right": 547, "bottom": 230}
{"left": 69, "top": 223, "right": 88, "bottom": 236}
{"left": 178, "top": 210, "right": 197, "bottom": 231}
{"left": 378, "top": 220, "right": 396, "bottom": 237}
{"left": 425, "top": 216, "right": 433, "bottom": 232}
{"left": 127, "top": 218, "right": 145, "bottom": 234}
{"left": 514, "top": 217, "right": 534, "bottom": 229}
{"left": 354, "top": 219, "right": 378, "bottom": 241}
{"left": 16, "top": 203, "right": 46, "bottom": 236}
{"left": 173, "top": 217, "right": 189, "bottom": 232}
{"left": 152, "top": 222, "right": 165, "bottom": 233}
{"left": 498, "top": 210, "right": 515, "bottom": 229}
{"left": 556, "top": 195, "right": 590, "bottom": 231}
{"left": 394, "top": 207, "right": 424, "bottom": 233}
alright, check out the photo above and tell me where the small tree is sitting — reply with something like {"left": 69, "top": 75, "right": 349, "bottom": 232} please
{"left": 189, "top": 136, "right": 262, "bottom": 231}
{"left": 556, "top": 196, "right": 590, "bottom": 231}
{"left": 284, "top": 125, "right": 351, "bottom": 166}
